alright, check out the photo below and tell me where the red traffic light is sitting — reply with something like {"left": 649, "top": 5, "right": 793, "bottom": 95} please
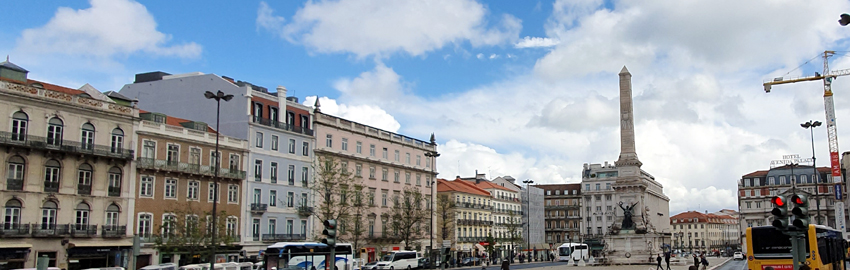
{"left": 793, "top": 197, "right": 803, "bottom": 205}
{"left": 771, "top": 196, "right": 785, "bottom": 207}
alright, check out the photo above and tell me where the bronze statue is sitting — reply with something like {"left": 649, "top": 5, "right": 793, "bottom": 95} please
{"left": 618, "top": 201, "right": 639, "bottom": 229}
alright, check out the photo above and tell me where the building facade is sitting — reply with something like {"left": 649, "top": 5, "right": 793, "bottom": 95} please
{"left": 0, "top": 61, "right": 137, "bottom": 270}
{"left": 518, "top": 182, "right": 545, "bottom": 257}
{"left": 670, "top": 211, "right": 738, "bottom": 253}
{"left": 312, "top": 110, "right": 436, "bottom": 258}
{"left": 119, "top": 71, "right": 316, "bottom": 258}
{"left": 133, "top": 111, "right": 248, "bottom": 266}
{"left": 435, "top": 178, "right": 492, "bottom": 259}
{"left": 535, "top": 184, "right": 582, "bottom": 246}
{"left": 461, "top": 175, "right": 522, "bottom": 258}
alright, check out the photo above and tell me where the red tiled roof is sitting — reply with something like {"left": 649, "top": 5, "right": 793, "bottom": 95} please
{"left": 742, "top": 170, "right": 768, "bottom": 178}
{"left": 462, "top": 179, "right": 514, "bottom": 192}
{"left": 140, "top": 109, "right": 218, "bottom": 133}
{"left": 0, "top": 76, "right": 86, "bottom": 95}
{"left": 670, "top": 211, "right": 737, "bottom": 224}
{"left": 437, "top": 179, "right": 491, "bottom": 197}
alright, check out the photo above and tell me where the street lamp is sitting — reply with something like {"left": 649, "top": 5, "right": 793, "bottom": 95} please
{"left": 425, "top": 134, "right": 439, "bottom": 268}
{"left": 205, "top": 90, "right": 233, "bottom": 270}
{"left": 801, "top": 120, "right": 822, "bottom": 224}
{"left": 522, "top": 179, "right": 533, "bottom": 261}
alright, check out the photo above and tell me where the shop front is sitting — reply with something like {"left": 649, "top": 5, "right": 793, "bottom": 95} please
{"left": 0, "top": 243, "right": 31, "bottom": 270}
{"left": 67, "top": 240, "right": 133, "bottom": 270}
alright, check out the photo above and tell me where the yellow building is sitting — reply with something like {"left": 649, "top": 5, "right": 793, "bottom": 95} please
{"left": 437, "top": 178, "right": 492, "bottom": 258}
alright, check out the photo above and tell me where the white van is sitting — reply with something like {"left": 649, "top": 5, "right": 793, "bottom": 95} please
{"left": 375, "top": 251, "right": 418, "bottom": 270}
{"left": 177, "top": 264, "right": 205, "bottom": 270}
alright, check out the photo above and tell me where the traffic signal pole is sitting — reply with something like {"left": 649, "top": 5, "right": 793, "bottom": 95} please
{"left": 772, "top": 194, "right": 811, "bottom": 270}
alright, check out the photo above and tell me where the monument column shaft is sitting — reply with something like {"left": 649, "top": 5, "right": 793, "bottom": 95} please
{"left": 619, "top": 68, "right": 636, "bottom": 157}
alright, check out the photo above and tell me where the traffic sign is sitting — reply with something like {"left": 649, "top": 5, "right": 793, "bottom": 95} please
{"left": 836, "top": 184, "right": 843, "bottom": 200}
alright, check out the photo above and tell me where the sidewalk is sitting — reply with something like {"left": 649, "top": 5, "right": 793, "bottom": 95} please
{"left": 448, "top": 259, "right": 553, "bottom": 269}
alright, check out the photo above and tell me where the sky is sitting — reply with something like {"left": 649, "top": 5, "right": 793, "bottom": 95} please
{"left": 4, "top": 0, "right": 850, "bottom": 215}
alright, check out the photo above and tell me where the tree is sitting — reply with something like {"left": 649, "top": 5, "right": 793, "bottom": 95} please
{"left": 344, "top": 183, "right": 373, "bottom": 258}
{"left": 311, "top": 155, "right": 358, "bottom": 236}
{"left": 388, "top": 187, "right": 430, "bottom": 250}
{"left": 436, "top": 193, "right": 456, "bottom": 245}
{"left": 155, "top": 202, "right": 237, "bottom": 264}
{"left": 505, "top": 210, "right": 523, "bottom": 255}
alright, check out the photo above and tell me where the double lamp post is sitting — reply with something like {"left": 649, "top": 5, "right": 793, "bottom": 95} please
{"left": 205, "top": 90, "right": 233, "bottom": 270}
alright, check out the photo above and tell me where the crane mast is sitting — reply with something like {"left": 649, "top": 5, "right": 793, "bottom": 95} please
{"left": 763, "top": 50, "right": 847, "bottom": 235}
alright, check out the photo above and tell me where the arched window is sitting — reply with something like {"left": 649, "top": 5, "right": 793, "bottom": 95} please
{"left": 41, "top": 201, "right": 57, "bottom": 229}
{"left": 77, "top": 164, "right": 93, "bottom": 195}
{"left": 11, "top": 111, "right": 28, "bottom": 141}
{"left": 47, "top": 117, "right": 63, "bottom": 146}
{"left": 110, "top": 128, "right": 124, "bottom": 153}
{"left": 108, "top": 167, "right": 122, "bottom": 197}
{"left": 6, "top": 156, "right": 25, "bottom": 190}
{"left": 44, "top": 159, "right": 61, "bottom": 192}
{"left": 4, "top": 199, "right": 22, "bottom": 229}
{"left": 81, "top": 123, "right": 95, "bottom": 150}
{"left": 75, "top": 202, "right": 90, "bottom": 229}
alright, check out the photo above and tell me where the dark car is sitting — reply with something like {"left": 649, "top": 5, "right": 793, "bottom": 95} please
{"left": 460, "top": 257, "right": 480, "bottom": 266}
{"left": 417, "top": 258, "right": 431, "bottom": 269}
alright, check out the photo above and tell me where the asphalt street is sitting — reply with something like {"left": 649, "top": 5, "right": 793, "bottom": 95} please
{"left": 711, "top": 259, "right": 746, "bottom": 270}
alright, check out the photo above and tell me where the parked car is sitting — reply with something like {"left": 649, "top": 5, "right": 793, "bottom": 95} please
{"left": 417, "top": 258, "right": 431, "bottom": 269}
{"left": 460, "top": 257, "right": 480, "bottom": 266}
{"left": 362, "top": 261, "right": 379, "bottom": 270}
{"left": 733, "top": 252, "right": 744, "bottom": 260}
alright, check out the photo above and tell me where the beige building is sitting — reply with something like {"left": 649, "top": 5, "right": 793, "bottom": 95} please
{"left": 0, "top": 60, "right": 137, "bottom": 270}
{"left": 133, "top": 111, "right": 248, "bottom": 266}
{"left": 436, "top": 178, "right": 492, "bottom": 258}
{"left": 670, "top": 210, "right": 738, "bottom": 253}
{"left": 461, "top": 175, "right": 522, "bottom": 257}
{"left": 311, "top": 109, "right": 436, "bottom": 260}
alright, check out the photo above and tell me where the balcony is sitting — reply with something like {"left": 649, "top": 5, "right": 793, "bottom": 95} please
{"left": 297, "top": 206, "right": 313, "bottom": 217}
{"left": 71, "top": 225, "right": 98, "bottom": 237}
{"left": 0, "top": 223, "right": 30, "bottom": 237}
{"left": 251, "top": 117, "right": 314, "bottom": 136}
{"left": 6, "top": 178, "right": 23, "bottom": 191}
{"left": 458, "top": 237, "right": 487, "bottom": 243}
{"left": 250, "top": 203, "right": 268, "bottom": 214}
{"left": 0, "top": 131, "right": 134, "bottom": 160}
{"left": 77, "top": 184, "right": 92, "bottom": 195}
{"left": 108, "top": 186, "right": 121, "bottom": 197}
{"left": 44, "top": 181, "right": 59, "bottom": 192}
{"left": 136, "top": 158, "right": 246, "bottom": 180}
{"left": 102, "top": 225, "right": 126, "bottom": 238}
{"left": 32, "top": 224, "right": 70, "bottom": 237}
{"left": 457, "top": 202, "right": 492, "bottom": 210}
{"left": 261, "top": 233, "right": 307, "bottom": 242}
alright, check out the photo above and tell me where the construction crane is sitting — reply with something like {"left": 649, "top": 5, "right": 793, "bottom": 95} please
{"left": 763, "top": 50, "right": 849, "bottom": 234}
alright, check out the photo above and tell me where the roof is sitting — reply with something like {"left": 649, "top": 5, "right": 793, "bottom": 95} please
{"left": 462, "top": 179, "right": 515, "bottom": 192}
{"left": 0, "top": 76, "right": 86, "bottom": 96}
{"left": 670, "top": 211, "right": 737, "bottom": 224}
{"left": 742, "top": 170, "right": 768, "bottom": 178}
{"left": 140, "top": 109, "right": 218, "bottom": 133}
{"left": 437, "top": 178, "right": 491, "bottom": 197}
{"left": 533, "top": 183, "right": 581, "bottom": 192}
{"left": 104, "top": 91, "right": 132, "bottom": 101}
{"left": 743, "top": 165, "right": 831, "bottom": 178}
{"left": 0, "top": 60, "right": 28, "bottom": 73}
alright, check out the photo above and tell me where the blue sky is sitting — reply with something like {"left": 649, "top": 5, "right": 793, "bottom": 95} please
{"left": 3, "top": 0, "right": 850, "bottom": 214}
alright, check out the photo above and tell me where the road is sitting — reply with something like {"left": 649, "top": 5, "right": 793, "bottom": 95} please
{"left": 446, "top": 256, "right": 732, "bottom": 270}
{"left": 712, "top": 259, "right": 746, "bottom": 270}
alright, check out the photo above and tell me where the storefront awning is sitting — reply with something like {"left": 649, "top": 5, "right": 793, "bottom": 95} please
{"left": 0, "top": 243, "right": 32, "bottom": 249}
{"left": 71, "top": 239, "right": 133, "bottom": 247}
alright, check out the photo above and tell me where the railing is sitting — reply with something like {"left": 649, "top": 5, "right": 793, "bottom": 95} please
{"left": 297, "top": 206, "right": 313, "bottom": 217}
{"left": 252, "top": 117, "right": 314, "bottom": 136}
{"left": 457, "top": 202, "right": 492, "bottom": 210}
{"left": 0, "top": 223, "right": 30, "bottom": 237}
{"left": 456, "top": 219, "right": 493, "bottom": 226}
{"left": 32, "top": 224, "right": 70, "bottom": 237}
{"left": 108, "top": 186, "right": 121, "bottom": 197}
{"left": 71, "top": 225, "right": 98, "bottom": 237}
{"left": 102, "top": 225, "right": 126, "bottom": 238}
{"left": 136, "top": 158, "right": 246, "bottom": 180}
{"left": 78, "top": 184, "right": 92, "bottom": 195}
{"left": 261, "top": 233, "right": 307, "bottom": 242}
{"left": 0, "top": 131, "right": 134, "bottom": 160}
{"left": 250, "top": 203, "right": 268, "bottom": 213}
{"left": 458, "top": 237, "right": 487, "bottom": 243}
{"left": 44, "top": 181, "right": 59, "bottom": 192}
{"left": 6, "top": 178, "right": 23, "bottom": 191}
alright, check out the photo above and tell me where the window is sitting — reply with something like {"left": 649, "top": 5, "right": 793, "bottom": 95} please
{"left": 326, "top": 134, "right": 333, "bottom": 148}
{"left": 253, "top": 189, "right": 261, "bottom": 204}
{"left": 382, "top": 148, "right": 388, "bottom": 159}
{"left": 585, "top": 184, "right": 590, "bottom": 191}
{"left": 268, "top": 219, "right": 277, "bottom": 234}
{"left": 252, "top": 219, "right": 260, "bottom": 241}
{"left": 406, "top": 153, "right": 410, "bottom": 164}
{"left": 166, "top": 144, "right": 179, "bottom": 165}
{"left": 595, "top": 183, "right": 600, "bottom": 190}
{"left": 4, "top": 199, "right": 22, "bottom": 230}
{"left": 393, "top": 170, "right": 399, "bottom": 183}
{"left": 254, "top": 160, "right": 263, "bottom": 181}
{"left": 105, "top": 204, "right": 120, "bottom": 228}
{"left": 269, "top": 162, "right": 280, "bottom": 183}
{"left": 111, "top": 128, "right": 124, "bottom": 153}
{"left": 138, "top": 213, "right": 152, "bottom": 237}
{"left": 289, "top": 139, "right": 296, "bottom": 153}
{"left": 77, "top": 164, "right": 93, "bottom": 195}
{"left": 301, "top": 220, "right": 308, "bottom": 236}
{"left": 381, "top": 191, "right": 388, "bottom": 207}
{"left": 301, "top": 167, "right": 309, "bottom": 187}
{"left": 229, "top": 154, "right": 240, "bottom": 171}
{"left": 108, "top": 167, "right": 122, "bottom": 196}
{"left": 269, "top": 190, "right": 277, "bottom": 207}
{"left": 287, "top": 192, "right": 294, "bottom": 207}
{"left": 11, "top": 111, "right": 28, "bottom": 141}
{"left": 405, "top": 172, "right": 410, "bottom": 184}
{"left": 355, "top": 164, "right": 362, "bottom": 177}
{"left": 302, "top": 142, "right": 309, "bottom": 156}
{"left": 140, "top": 176, "right": 154, "bottom": 197}
{"left": 43, "top": 159, "right": 60, "bottom": 192}
{"left": 187, "top": 181, "right": 199, "bottom": 200}
{"left": 164, "top": 179, "right": 177, "bottom": 198}
{"left": 271, "top": 135, "right": 279, "bottom": 150}
{"left": 227, "top": 217, "right": 238, "bottom": 236}
{"left": 46, "top": 117, "right": 63, "bottom": 146}
{"left": 370, "top": 145, "right": 375, "bottom": 156}
{"left": 394, "top": 150, "right": 399, "bottom": 161}
{"left": 301, "top": 193, "right": 308, "bottom": 208}
{"left": 342, "top": 138, "right": 348, "bottom": 151}
{"left": 356, "top": 141, "right": 362, "bottom": 154}
{"left": 253, "top": 103, "right": 263, "bottom": 118}
{"left": 208, "top": 182, "right": 218, "bottom": 202}
{"left": 75, "top": 203, "right": 90, "bottom": 229}
{"left": 287, "top": 220, "right": 294, "bottom": 235}
{"left": 369, "top": 166, "right": 376, "bottom": 179}
{"left": 142, "top": 141, "right": 155, "bottom": 159}
{"left": 369, "top": 189, "right": 376, "bottom": 206}
{"left": 288, "top": 165, "right": 295, "bottom": 185}
{"left": 270, "top": 107, "right": 279, "bottom": 122}
{"left": 228, "top": 185, "right": 239, "bottom": 203}
{"left": 256, "top": 132, "right": 263, "bottom": 148}
{"left": 80, "top": 123, "right": 96, "bottom": 150}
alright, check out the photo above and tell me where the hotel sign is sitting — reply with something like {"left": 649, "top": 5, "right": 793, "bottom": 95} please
{"left": 770, "top": 154, "right": 814, "bottom": 168}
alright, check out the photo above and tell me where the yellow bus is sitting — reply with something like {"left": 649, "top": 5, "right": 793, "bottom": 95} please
{"left": 745, "top": 225, "right": 846, "bottom": 270}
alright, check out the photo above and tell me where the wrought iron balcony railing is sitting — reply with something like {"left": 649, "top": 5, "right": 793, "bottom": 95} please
{"left": 251, "top": 117, "right": 314, "bottom": 136}
{"left": 78, "top": 184, "right": 92, "bottom": 195}
{"left": 250, "top": 203, "right": 268, "bottom": 213}
{"left": 32, "top": 224, "right": 70, "bottom": 237}
{"left": 71, "top": 225, "right": 98, "bottom": 237}
{"left": 136, "top": 158, "right": 246, "bottom": 180}
{"left": 0, "top": 223, "right": 30, "bottom": 237}
{"left": 108, "top": 186, "right": 121, "bottom": 197}
{"left": 261, "top": 233, "right": 307, "bottom": 242}
{"left": 102, "top": 225, "right": 126, "bottom": 238}
{"left": 44, "top": 181, "right": 59, "bottom": 192}
{"left": 0, "top": 131, "right": 134, "bottom": 160}
{"left": 6, "top": 178, "right": 23, "bottom": 191}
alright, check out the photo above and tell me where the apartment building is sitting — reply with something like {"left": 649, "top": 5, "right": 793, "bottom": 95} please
{"left": 133, "top": 111, "right": 248, "bottom": 266}
{"left": 670, "top": 211, "right": 738, "bottom": 253}
{"left": 461, "top": 175, "right": 522, "bottom": 258}
{"left": 435, "top": 178, "right": 492, "bottom": 259}
{"left": 119, "top": 71, "right": 316, "bottom": 257}
{"left": 311, "top": 110, "right": 437, "bottom": 256}
{"left": 535, "top": 184, "right": 582, "bottom": 246}
{"left": 0, "top": 60, "right": 137, "bottom": 270}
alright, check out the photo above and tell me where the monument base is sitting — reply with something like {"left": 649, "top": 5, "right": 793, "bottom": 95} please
{"left": 601, "top": 230, "right": 667, "bottom": 265}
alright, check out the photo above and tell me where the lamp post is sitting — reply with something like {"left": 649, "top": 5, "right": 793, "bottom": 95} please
{"left": 801, "top": 120, "right": 822, "bottom": 224}
{"left": 205, "top": 90, "right": 233, "bottom": 270}
{"left": 425, "top": 135, "right": 439, "bottom": 269}
{"left": 522, "top": 179, "right": 533, "bottom": 261}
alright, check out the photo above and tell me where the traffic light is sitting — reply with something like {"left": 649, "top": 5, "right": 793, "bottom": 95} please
{"left": 322, "top": 219, "right": 337, "bottom": 247}
{"left": 771, "top": 196, "right": 789, "bottom": 230}
{"left": 790, "top": 194, "right": 809, "bottom": 230}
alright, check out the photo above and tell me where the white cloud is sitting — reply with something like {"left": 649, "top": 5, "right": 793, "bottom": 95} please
{"left": 489, "top": 54, "right": 500, "bottom": 59}
{"left": 260, "top": 0, "right": 521, "bottom": 58}
{"left": 302, "top": 96, "right": 402, "bottom": 133}
{"left": 15, "top": 0, "right": 201, "bottom": 58}
{"left": 256, "top": 1, "right": 285, "bottom": 33}
{"left": 476, "top": 53, "right": 485, "bottom": 60}
{"left": 514, "top": 36, "right": 560, "bottom": 48}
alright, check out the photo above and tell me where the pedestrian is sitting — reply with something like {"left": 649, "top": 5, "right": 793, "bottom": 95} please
{"left": 664, "top": 252, "right": 671, "bottom": 270}
{"left": 501, "top": 259, "right": 510, "bottom": 270}
{"left": 693, "top": 254, "right": 699, "bottom": 269}
{"left": 655, "top": 254, "right": 663, "bottom": 270}
{"left": 700, "top": 254, "right": 709, "bottom": 270}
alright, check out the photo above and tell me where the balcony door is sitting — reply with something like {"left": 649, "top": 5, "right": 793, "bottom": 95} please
{"left": 80, "top": 123, "right": 95, "bottom": 150}
{"left": 75, "top": 203, "right": 90, "bottom": 230}
{"left": 41, "top": 201, "right": 57, "bottom": 230}
{"left": 4, "top": 199, "right": 21, "bottom": 230}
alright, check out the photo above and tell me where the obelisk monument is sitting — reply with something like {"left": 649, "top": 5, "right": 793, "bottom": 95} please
{"left": 615, "top": 66, "right": 642, "bottom": 170}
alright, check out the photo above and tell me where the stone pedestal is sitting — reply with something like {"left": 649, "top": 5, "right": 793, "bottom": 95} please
{"left": 603, "top": 230, "right": 667, "bottom": 265}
